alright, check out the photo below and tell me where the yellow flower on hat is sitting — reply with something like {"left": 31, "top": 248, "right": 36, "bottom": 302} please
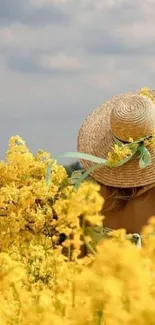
{"left": 107, "top": 144, "right": 132, "bottom": 164}
{"left": 140, "top": 87, "right": 155, "bottom": 105}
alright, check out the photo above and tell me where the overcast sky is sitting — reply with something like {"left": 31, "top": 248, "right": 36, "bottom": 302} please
{"left": 0, "top": 0, "right": 155, "bottom": 164}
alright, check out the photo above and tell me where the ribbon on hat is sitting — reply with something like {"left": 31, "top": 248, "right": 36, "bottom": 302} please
{"left": 46, "top": 133, "right": 155, "bottom": 189}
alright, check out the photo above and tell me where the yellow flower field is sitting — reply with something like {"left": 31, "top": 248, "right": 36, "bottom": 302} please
{"left": 1, "top": 136, "right": 155, "bottom": 324}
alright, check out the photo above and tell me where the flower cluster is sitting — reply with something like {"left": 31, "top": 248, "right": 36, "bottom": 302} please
{"left": 1, "top": 136, "right": 155, "bottom": 324}
{"left": 140, "top": 87, "right": 155, "bottom": 105}
{"left": 107, "top": 143, "right": 133, "bottom": 164}
{"left": 107, "top": 131, "right": 155, "bottom": 166}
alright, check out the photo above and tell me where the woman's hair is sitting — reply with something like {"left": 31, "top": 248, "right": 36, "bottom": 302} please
{"left": 100, "top": 185, "right": 146, "bottom": 212}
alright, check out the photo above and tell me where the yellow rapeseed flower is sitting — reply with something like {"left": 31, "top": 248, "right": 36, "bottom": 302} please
{"left": 1, "top": 135, "right": 155, "bottom": 325}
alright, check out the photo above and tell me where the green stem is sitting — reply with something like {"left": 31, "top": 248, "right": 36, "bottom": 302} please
{"left": 82, "top": 217, "right": 96, "bottom": 256}
{"left": 97, "top": 310, "right": 103, "bottom": 325}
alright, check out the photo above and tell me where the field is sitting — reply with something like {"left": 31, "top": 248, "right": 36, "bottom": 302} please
{"left": 1, "top": 135, "right": 155, "bottom": 325}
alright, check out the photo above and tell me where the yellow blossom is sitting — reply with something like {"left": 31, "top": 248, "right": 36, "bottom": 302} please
{"left": 107, "top": 144, "right": 132, "bottom": 163}
{"left": 140, "top": 87, "right": 155, "bottom": 105}
{"left": 1, "top": 135, "right": 155, "bottom": 325}
{"left": 128, "top": 137, "right": 134, "bottom": 143}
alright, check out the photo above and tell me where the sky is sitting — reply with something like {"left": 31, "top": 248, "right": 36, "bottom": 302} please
{"left": 0, "top": 0, "right": 155, "bottom": 164}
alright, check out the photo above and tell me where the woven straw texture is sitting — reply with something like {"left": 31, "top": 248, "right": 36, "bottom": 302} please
{"left": 77, "top": 91, "right": 155, "bottom": 187}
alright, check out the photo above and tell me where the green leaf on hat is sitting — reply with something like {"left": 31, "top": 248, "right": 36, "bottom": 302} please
{"left": 138, "top": 144, "right": 151, "bottom": 169}
{"left": 58, "top": 152, "right": 108, "bottom": 164}
{"left": 45, "top": 142, "right": 140, "bottom": 189}
{"left": 58, "top": 149, "right": 138, "bottom": 168}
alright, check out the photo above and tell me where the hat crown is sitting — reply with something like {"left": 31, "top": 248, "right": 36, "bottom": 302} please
{"left": 111, "top": 94, "right": 155, "bottom": 141}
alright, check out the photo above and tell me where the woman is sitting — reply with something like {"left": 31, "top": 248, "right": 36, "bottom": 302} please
{"left": 76, "top": 88, "right": 155, "bottom": 247}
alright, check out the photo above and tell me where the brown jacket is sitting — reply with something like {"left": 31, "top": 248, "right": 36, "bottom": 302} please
{"left": 101, "top": 186, "right": 155, "bottom": 234}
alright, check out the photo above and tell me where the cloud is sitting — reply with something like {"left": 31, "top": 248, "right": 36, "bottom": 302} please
{"left": 79, "top": 27, "right": 155, "bottom": 56}
{"left": 40, "top": 53, "right": 82, "bottom": 71}
{"left": 31, "top": 0, "right": 72, "bottom": 5}
{"left": 6, "top": 51, "right": 42, "bottom": 73}
{"left": 77, "top": 0, "right": 155, "bottom": 55}
{"left": 0, "top": 0, "right": 70, "bottom": 27}
{"left": 5, "top": 50, "right": 82, "bottom": 74}
{"left": 1, "top": 0, "right": 155, "bottom": 160}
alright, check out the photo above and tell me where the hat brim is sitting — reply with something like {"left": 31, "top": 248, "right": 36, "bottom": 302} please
{"left": 77, "top": 92, "right": 155, "bottom": 188}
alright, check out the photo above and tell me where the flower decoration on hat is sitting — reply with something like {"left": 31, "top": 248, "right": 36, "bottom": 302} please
{"left": 140, "top": 87, "right": 155, "bottom": 105}
{"left": 46, "top": 87, "right": 155, "bottom": 189}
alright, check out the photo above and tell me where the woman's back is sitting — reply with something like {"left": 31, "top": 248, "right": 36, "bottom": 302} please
{"left": 101, "top": 186, "right": 155, "bottom": 234}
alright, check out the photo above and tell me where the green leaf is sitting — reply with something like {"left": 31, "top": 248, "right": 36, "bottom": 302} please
{"left": 70, "top": 149, "right": 138, "bottom": 189}
{"left": 72, "top": 148, "right": 138, "bottom": 189}
{"left": 58, "top": 152, "right": 107, "bottom": 164}
{"left": 45, "top": 144, "right": 139, "bottom": 188}
{"left": 74, "top": 163, "right": 100, "bottom": 189}
{"left": 138, "top": 144, "right": 151, "bottom": 169}
{"left": 55, "top": 148, "right": 138, "bottom": 168}
{"left": 45, "top": 160, "right": 55, "bottom": 186}
{"left": 71, "top": 170, "right": 84, "bottom": 179}
{"left": 69, "top": 170, "right": 84, "bottom": 185}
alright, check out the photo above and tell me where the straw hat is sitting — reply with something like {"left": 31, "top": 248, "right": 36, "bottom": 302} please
{"left": 77, "top": 89, "right": 155, "bottom": 188}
